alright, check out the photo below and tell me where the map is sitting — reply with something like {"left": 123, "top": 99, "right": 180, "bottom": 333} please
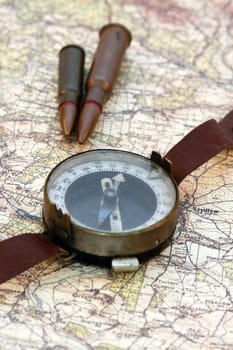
{"left": 0, "top": 0, "right": 233, "bottom": 349}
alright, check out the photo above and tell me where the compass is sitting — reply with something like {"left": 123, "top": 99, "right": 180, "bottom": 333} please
{"left": 43, "top": 149, "right": 179, "bottom": 270}
{"left": 1, "top": 112, "right": 232, "bottom": 282}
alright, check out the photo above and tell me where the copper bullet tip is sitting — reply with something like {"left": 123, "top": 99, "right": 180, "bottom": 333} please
{"left": 59, "top": 102, "right": 78, "bottom": 135}
{"left": 77, "top": 102, "right": 101, "bottom": 143}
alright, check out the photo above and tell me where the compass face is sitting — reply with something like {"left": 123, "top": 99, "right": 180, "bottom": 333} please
{"left": 46, "top": 150, "right": 177, "bottom": 233}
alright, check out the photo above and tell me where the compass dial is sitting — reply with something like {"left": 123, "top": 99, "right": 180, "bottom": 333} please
{"left": 46, "top": 150, "right": 177, "bottom": 233}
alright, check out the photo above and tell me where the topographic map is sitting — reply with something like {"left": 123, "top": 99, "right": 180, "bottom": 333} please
{"left": 0, "top": 0, "right": 233, "bottom": 349}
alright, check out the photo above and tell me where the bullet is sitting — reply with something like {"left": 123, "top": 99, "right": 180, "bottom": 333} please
{"left": 77, "top": 23, "right": 132, "bottom": 143}
{"left": 58, "top": 45, "right": 85, "bottom": 135}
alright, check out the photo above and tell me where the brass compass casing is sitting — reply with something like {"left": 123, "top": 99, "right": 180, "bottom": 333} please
{"left": 42, "top": 150, "right": 179, "bottom": 268}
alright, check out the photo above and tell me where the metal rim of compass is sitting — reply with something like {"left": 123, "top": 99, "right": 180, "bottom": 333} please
{"left": 42, "top": 149, "right": 179, "bottom": 269}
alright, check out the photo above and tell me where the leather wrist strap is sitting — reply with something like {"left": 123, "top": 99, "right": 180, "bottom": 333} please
{"left": 0, "top": 233, "right": 63, "bottom": 284}
{"left": 165, "top": 110, "right": 233, "bottom": 184}
{"left": 0, "top": 110, "right": 232, "bottom": 284}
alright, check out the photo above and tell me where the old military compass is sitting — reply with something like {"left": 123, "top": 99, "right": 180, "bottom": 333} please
{"left": 43, "top": 149, "right": 178, "bottom": 271}
{"left": 0, "top": 110, "right": 232, "bottom": 283}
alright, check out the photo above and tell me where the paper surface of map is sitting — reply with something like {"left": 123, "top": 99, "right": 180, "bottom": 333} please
{"left": 0, "top": 1, "right": 233, "bottom": 349}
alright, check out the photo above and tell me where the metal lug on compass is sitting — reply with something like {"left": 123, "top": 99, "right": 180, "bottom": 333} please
{"left": 111, "top": 257, "right": 140, "bottom": 272}
{"left": 150, "top": 151, "right": 172, "bottom": 173}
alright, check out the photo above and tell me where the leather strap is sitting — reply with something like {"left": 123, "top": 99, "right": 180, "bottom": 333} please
{"left": 165, "top": 110, "right": 233, "bottom": 184}
{"left": 0, "top": 233, "right": 63, "bottom": 284}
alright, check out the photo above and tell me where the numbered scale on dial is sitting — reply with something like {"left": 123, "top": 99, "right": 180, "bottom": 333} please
{"left": 43, "top": 150, "right": 179, "bottom": 269}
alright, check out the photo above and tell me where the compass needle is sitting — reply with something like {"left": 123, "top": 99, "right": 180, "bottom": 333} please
{"left": 98, "top": 176, "right": 120, "bottom": 229}
{"left": 97, "top": 196, "right": 117, "bottom": 228}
